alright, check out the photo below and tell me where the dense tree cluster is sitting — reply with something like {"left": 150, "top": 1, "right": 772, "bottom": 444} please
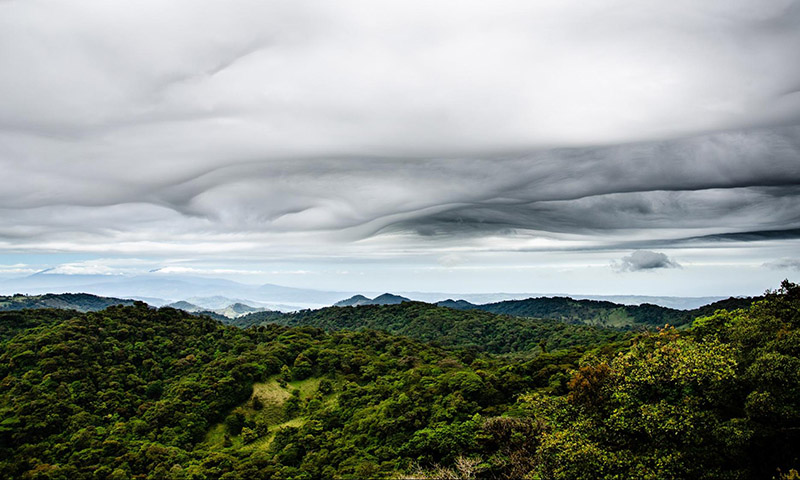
{"left": 234, "top": 301, "right": 627, "bottom": 354}
{"left": 0, "top": 293, "right": 136, "bottom": 313}
{"left": 508, "top": 281, "right": 800, "bottom": 479}
{"left": 0, "top": 302, "right": 595, "bottom": 478}
{"left": 456, "top": 295, "right": 758, "bottom": 328}
{"left": 0, "top": 283, "right": 797, "bottom": 479}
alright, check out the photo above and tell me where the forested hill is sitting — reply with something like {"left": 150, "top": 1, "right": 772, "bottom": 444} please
{"left": 232, "top": 301, "right": 627, "bottom": 354}
{"left": 0, "top": 292, "right": 757, "bottom": 331}
{"left": 0, "top": 301, "right": 617, "bottom": 479}
{"left": 0, "top": 292, "right": 136, "bottom": 312}
{"left": 0, "top": 308, "right": 76, "bottom": 343}
{"left": 438, "top": 295, "right": 758, "bottom": 327}
{"left": 1, "top": 283, "right": 798, "bottom": 479}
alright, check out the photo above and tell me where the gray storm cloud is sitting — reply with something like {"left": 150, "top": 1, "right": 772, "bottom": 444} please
{"left": 764, "top": 259, "right": 800, "bottom": 271}
{"left": 613, "top": 251, "right": 682, "bottom": 272}
{"left": 0, "top": 0, "right": 799, "bottom": 259}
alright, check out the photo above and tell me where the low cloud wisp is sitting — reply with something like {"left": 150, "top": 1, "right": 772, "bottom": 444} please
{"left": 613, "top": 251, "right": 682, "bottom": 272}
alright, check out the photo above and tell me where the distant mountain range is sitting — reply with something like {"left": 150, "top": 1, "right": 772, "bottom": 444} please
{"left": 0, "top": 270, "right": 744, "bottom": 313}
{"left": 0, "top": 271, "right": 352, "bottom": 311}
{"left": 165, "top": 300, "right": 268, "bottom": 318}
{"left": 334, "top": 293, "right": 411, "bottom": 306}
{"left": 0, "top": 293, "right": 267, "bottom": 319}
{"left": 245, "top": 293, "right": 760, "bottom": 330}
{"left": 400, "top": 292, "right": 730, "bottom": 310}
{"left": 0, "top": 288, "right": 760, "bottom": 331}
{"left": 0, "top": 270, "right": 756, "bottom": 320}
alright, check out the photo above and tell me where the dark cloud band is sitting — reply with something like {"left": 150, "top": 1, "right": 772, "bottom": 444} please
{"left": 0, "top": 1, "right": 799, "bottom": 260}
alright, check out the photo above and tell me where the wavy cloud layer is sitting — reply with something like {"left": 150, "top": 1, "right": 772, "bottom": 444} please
{"left": 0, "top": 0, "right": 798, "bottom": 294}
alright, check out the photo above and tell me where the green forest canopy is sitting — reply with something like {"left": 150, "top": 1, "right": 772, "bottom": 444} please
{"left": 0, "top": 281, "right": 797, "bottom": 479}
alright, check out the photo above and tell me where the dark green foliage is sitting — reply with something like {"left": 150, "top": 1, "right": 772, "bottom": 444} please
{"left": 0, "top": 308, "right": 75, "bottom": 343}
{"left": 226, "top": 310, "right": 287, "bottom": 328}
{"left": 0, "top": 303, "right": 276, "bottom": 478}
{"left": 450, "top": 295, "right": 758, "bottom": 327}
{"left": 0, "top": 301, "right": 576, "bottom": 478}
{"left": 191, "top": 309, "right": 231, "bottom": 323}
{"left": 239, "top": 301, "right": 627, "bottom": 354}
{"left": 224, "top": 412, "right": 246, "bottom": 435}
{"left": 0, "top": 283, "right": 796, "bottom": 479}
{"left": 690, "top": 295, "right": 761, "bottom": 320}
{"left": 0, "top": 293, "right": 137, "bottom": 313}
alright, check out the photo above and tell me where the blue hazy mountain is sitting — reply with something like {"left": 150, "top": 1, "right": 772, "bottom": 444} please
{"left": 0, "top": 271, "right": 353, "bottom": 310}
{"left": 2, "top": 270, "right": 730, "bottom": 311}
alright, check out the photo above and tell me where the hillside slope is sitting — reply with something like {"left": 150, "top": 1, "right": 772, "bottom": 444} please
{"left": 0, "top": 283, "right": 798, "bottom": 479}
{"left": 0, "top": 303, "right": 580, "bottom": 479}
{"left": 438, "top": 295, "right": 758, "bottom": 327}
{"left": 0, "top": 292, "right": 136, "bottom": 312}
{"left": 236, "top": 301, "right": 627, "bottom": 354}
{"left": 333, "top": 293, "right": 411, "bottom": 306}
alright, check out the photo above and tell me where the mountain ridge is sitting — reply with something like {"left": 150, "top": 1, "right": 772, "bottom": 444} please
{"left": 334, "top": 293, "right": 411, "bottom": 306}
{"left": 1, "top": 290, "right": 759, "bottom": 330}
{"left": 435, "top": 295, "right": 759, "bottom": 327}
{"left": 1, "top": 271, "right": 739, "bottom": 309}
{"left": 233, "top": 300, "right": 627, "bottom": 354}
{"left": 0, "top": 292, "right": 136, "bottom": 312}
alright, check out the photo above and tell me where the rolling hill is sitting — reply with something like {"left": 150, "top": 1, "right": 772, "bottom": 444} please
{"left": 333, "top": 293, "right": 411, "bottom": 306}
{"left": 0, "top": 283, "right": 797, "bottom": 479}
{"left": 436, "top": 295, "right": 759, "bottom": 327}
{"left": 234, "top": 301, "right": 627, "bottom": 354}
{"left": 0, "top": 292, "right": 136, "bottom": 312}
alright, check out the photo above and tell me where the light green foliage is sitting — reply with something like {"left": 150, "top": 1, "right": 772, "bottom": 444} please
{"left": 513, "top": 281, "right": 800, "bottom": 480}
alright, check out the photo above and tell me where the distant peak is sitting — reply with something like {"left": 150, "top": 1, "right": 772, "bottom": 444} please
{"left": 30, "top": 268, "right": 55, "bottom": 276}
{"left": 436, "top": 299, "right": 477, "bottom": 310}
{"left": 333, "top": 295, "right": 372, "bottom": 307}
{"left": 371, "top": 293, "right": 411, "bottom": 304}
{"left": 333, "top": 293, "right": 411, "bottom": 307}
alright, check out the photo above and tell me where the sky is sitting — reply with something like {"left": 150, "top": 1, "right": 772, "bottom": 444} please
{"left": 1, "top": 0, "right": 799, "bottom": 297}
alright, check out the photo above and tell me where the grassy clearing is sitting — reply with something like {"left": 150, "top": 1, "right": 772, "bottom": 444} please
{"left": 288, "top": 377, "right": 321, "bottom": 399}
{"left": 202, "top": 422, "right": 227, "bottom": 447}
{"left": 253, "top": 378, "right": 293, "bottom": 404}
{"left": 603, "top": 310, "right": 635, "bottom": 328}
{"left": 201, "top": 375, "right": 327, "bottom": 450}
{"left": 243, "top": 378, "right": 293, "bottom": 425}
{"left": 240, "top": 417, "right": 306, "bottom": 452}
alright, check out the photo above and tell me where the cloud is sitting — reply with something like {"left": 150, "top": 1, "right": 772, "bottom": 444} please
{"left": 45, "top": 263, "right": 124, "bottom": 276}
{"left": 2, "top": 1, "right": 800, "bottom": 148}
{"left": 0, "top": 264, "right": 38, "bottom": 276}
{"left": 437, "top": 254, "right": 468, "bottom": 268}
{"left": 37, "top": 258, "right": 159, "bottom": 276}
{"left": 763, "top": 258, "right": 800, "bottom": 271}
{"left": 1, "top": 127, "right": 800, "bottom": 256}
{"left": 150, "top": 266, "right": 290, "bottom": 276}
{"left": 613, "top": 251, "right": 681, "bottom": 272}
{"left": 0, "top": 0, "right": 798, "bottom": 278}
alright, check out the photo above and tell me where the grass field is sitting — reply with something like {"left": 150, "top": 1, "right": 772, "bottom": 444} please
{"left": 201, "top": 375, "right": 328, "bottom": 451}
